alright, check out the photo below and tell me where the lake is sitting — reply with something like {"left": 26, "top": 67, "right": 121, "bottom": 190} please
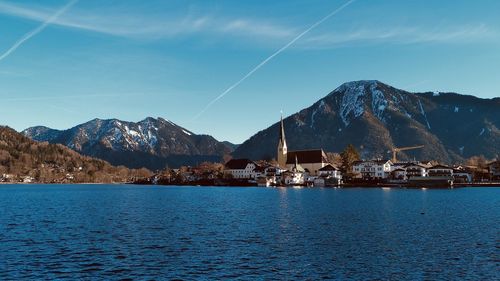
{"left": 0, "top": 185, "right": 498, "bottom": 280}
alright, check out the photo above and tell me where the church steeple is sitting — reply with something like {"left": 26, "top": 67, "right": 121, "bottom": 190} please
{"left": 277, "top": 113, "right": 288, "bottom": 168}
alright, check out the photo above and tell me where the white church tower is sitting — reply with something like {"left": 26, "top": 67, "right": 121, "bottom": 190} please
{"left": 277, "top": 114, "right": 288, "bottom": 168}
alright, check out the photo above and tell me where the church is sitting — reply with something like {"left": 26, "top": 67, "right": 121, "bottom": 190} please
{"left": 277, "top": 115, "right": 329, "bottom": 176}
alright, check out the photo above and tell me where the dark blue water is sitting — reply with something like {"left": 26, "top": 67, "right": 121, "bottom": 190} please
{"left": 0, "top": 185, "right": 498, "bottom": 280}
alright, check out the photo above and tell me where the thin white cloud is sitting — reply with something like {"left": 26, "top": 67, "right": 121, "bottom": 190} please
{"left": 0, "top": 69, "right": 29, "bottom": 77}
{"left": 0, "top": 0, "right": 78, "bottom": 63}
{"left": 0, "top": 1, "right": 295, "bottom": 40}
{"left": 1, "top": 1, "right": 494, "bottom": 48}
{"left": 2, "top": 93, "right": 143, "bottom": 102}
{"left": 302, "top": 24, "right": 498, "bottom": 48}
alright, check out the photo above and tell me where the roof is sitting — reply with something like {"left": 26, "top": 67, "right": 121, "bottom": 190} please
{"left": 429, "top": 164, "right": 452, "bottom": 170}
{"left": 254, "top": 166, "right": 265, "bottom": 172}
{"left": 393, "top": 168, "right": 406, "bottom": 172}
{"left": 488, "top": 160, "right": 500, "bottom": 166}
{"left": 286, "top": 149, "right": 327, "bottom": 164}
{"left": 225, "top": 159, "right": 255, "bottom": 169}
{"left": 404, "top": 163, "right": 428, "bottom": 169}
{"left": 373, "top": 159, "right": 391, "bottom": 165}
{"left": 319, "top": 164, "right": 339, "bottom": 171}
{"left": 353, "top": 159, "right": 392, "bottom": 166}
{"left": 392, "top": 161, "right": 413, "bottom": 166}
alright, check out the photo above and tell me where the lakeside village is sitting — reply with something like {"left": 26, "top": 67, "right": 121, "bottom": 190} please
{"left": 138, "top": 116, "right": 500, "bottom": 188}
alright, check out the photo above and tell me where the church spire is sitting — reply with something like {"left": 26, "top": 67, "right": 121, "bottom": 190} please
{"left": 277, "top": 112, "right": 288, "bottom": 168}
{"left": 279, "top": 113, "right": 287, "bottom": 148}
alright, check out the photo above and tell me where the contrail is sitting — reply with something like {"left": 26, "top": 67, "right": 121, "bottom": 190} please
{"left": 0, "top": 0, "right": 78, "bottom": 63}
{"left": 193, "top": 0, "right": 356, "bottom": 120}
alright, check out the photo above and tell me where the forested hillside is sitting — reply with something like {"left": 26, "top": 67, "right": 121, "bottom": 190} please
{"left": 0, "top": 126, "right": 151, "bottom": 183}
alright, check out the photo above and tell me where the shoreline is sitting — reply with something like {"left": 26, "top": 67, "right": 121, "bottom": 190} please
{"left": 1, "top": 182, "right": 499, "bottom": 189}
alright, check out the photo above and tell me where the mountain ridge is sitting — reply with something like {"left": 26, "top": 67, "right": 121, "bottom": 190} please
{"left": 23, "top": 117, "right": 235, "bottom": 170}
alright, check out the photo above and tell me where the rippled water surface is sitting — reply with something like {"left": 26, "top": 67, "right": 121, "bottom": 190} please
{"left": 0, "top": 185, "right": 499, "bottom": 280}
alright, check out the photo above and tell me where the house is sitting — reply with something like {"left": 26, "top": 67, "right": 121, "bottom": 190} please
{"left": 224, "top": 159, "right": 259, "bottom": 179}
{"left": 21, "top": 176, "right": 34, "bottom": 183}
{"left": 318, "top": 164, "right": 342, "bottom": 179}
{"left": 282, "top": 157, "right": 305, "bottom": 186}
{"left": 391, "top": 161, "right": 413, "bottom": 171}
{"left": 315, "top": 164, "right": 342, "bottom": 186}
{"left": 352, "top": 159, "right": 393, "bottom": 179}
{"left": 488, "top": 160, "right": 500, "bottom": 180}
{"left": 253, "top": 165, "right": 266, "bottom": 179}
{"left": 452, "top": 167, "right": 472, "bottom": 183}
{"left": 256, "top": 165, "right": 286, "bottom": 187}
{"left": 405, "top": 163, "right": 428, "bottom": 178}
{"left": 428, "top": 165, "right": 453, "bottom": 177}
{"left": 391, "top": 168, "right": 407, "bottom": 180}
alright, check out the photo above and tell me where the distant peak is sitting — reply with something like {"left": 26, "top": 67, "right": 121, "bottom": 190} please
{"left": 25, "top": 125, "right": 51, "bottom": 130}
{"left": 349, "top": 79, "right": 380, "bottom": 85}
{"left": 141, "top": 117, "right": 157, "bottom": 123}
{"left": 335, "top": 80, "right": 381, "bottom": 91}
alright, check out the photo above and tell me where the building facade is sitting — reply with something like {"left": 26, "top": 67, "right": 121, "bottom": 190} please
{"left": 427, "top": 165, "right": 453, "bottom": 177}
{"left": 224, "top": 159, "right": 259, "bottom": 179}
{"left": 352, "top": 160, "right": 393, "bottom": 179}
{"left": 318, "top": 164, "right": 342, "bottom": 179}
{"left": 489, "top": 160, "right": 500, "bottom": 180}
{"left": 405, "top": 164, "right": 428, "bottom": 178}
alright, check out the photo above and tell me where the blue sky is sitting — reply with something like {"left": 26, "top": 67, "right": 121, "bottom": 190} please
{"left": 0, "top": 0, "right": 499, "bottom": 143}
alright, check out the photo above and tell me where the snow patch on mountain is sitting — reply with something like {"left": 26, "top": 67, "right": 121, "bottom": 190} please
{"left": 337, "top": 81, "right": 368, "bottom": 126}
{"left": 370, "top": 83, "right": 387, "bottom": 122}
{"left": 418, "top": 99, "right": 431, "bottom": 129}
{"left": 310, "top": 100, "right": 326, "bottom": 128}
{"left": 129, "top": 130, "right": 140, "bottom": 137}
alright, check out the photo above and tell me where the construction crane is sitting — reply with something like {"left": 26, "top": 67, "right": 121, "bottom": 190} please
{"left": 391, "top": 145, "right": 424, "bottom": 163}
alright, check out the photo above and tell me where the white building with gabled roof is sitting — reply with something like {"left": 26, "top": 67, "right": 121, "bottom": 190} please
{"left": 352, "top": 159, "right": 393, "bottom": 179}
{"left": 224, "top": 159, "right": 259, "bottom": 179}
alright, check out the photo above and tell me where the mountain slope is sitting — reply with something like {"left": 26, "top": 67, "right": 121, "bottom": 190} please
{"left": 23, "top": 117, "right": 234, "bottom": 170}
{"left": 233, "top": 80, "right": 499, "bottom": 163}
{"left": 0, "top": 126, "right": 150, "bottom": 183}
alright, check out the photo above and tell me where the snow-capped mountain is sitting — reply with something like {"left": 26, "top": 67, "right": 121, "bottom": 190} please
{"left": 23, "top": 117, "right": 234, "bottom": 169}
{"left": 233, "top": 80, "right": 499, "bottom": 163}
